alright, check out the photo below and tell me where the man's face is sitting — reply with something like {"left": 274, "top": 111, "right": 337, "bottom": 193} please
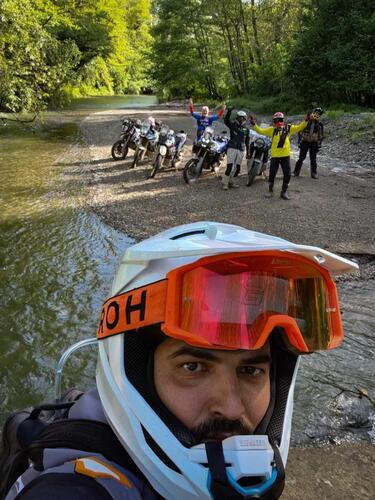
{"left": 154, "top": 339, "right": 271, "bottom": 441}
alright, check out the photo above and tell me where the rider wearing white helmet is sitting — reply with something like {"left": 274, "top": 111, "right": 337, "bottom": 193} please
{"left": 5, "top": 222, "right": 357, "bottom": 500}
{"left": 222, "top": 109, "right": 251, "bottom": 190}
{"left": 96, "top": 222, "right": 357, "bottom": 499}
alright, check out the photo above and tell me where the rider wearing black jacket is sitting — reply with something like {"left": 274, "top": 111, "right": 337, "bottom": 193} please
{"left": 293, "top": 107, "right": 324, "bottom": 179}
{"left": 222, "top": 107, "right": 250, "bottom": 190}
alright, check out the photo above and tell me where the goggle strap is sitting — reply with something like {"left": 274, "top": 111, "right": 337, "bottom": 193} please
{"left": 97, "top": 280, "right": 167, "bottom": 339}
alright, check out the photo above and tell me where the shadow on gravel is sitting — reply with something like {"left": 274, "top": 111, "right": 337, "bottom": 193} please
{"left": 57, "top": 157, "right": 114, "bottom": 167}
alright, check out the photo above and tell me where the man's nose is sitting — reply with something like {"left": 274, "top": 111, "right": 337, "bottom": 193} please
{"left": 209, "top": 374, "right": 245, "bottom": 420}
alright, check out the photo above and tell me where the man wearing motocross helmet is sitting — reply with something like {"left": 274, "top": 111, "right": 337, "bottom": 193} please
{"left": 222, "top": 108, "right": 251, "bottom": 190}
{"left": 188, "top": 98, "right": 225, "bottom": 153}
{"left": 293, "top": 108, "right": 324, "bottom": 179}
{"left": 3, "top": 222, "right": 358, "bottom": 500}
{"left": 250, "top": 112, "right": 309, "bottom": 200}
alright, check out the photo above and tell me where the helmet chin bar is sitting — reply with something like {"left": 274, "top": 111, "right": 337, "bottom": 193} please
{"left": 188, "top": 436, "right": 284, "bottom": 499}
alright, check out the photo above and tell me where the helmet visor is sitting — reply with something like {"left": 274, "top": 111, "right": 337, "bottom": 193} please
{"left": 97, "top": 251, "right": 343, "bottom": 353}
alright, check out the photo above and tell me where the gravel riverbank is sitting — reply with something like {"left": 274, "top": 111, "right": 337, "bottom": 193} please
{"left": 59, "top": 106, "right": 375, "bottom": 499}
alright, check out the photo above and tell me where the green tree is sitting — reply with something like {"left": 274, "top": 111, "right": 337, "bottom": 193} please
{"left": 288, "top": 0, "right": 375, "bottom": 106}
{"left": 0, "top": 0, "right": 80, "bottom": 111}
{"left": 0, "top": 0, "right": 153, "bottom": 112}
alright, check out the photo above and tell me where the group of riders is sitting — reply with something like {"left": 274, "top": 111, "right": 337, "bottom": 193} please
{"left": 117, "top": 99, "right": 324, "bottom": 200}
{"left": 188, "top": 98, "right": 324, "bottom": 199}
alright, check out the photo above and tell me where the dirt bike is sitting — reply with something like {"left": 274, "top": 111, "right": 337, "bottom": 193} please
{"left": 246, "top": 134, "right": 271, "bottom": 186}
{"left": 183, "top": 128, "right": 228, "bottom": 184}
{"left": 111, "top": 118, "right": 141, "bottom": 160}
{"left": 148, "top": 127, "right": 187, "bottom": 179}
{"left": 131, "top": 122, "right": 159, "bottom": 169}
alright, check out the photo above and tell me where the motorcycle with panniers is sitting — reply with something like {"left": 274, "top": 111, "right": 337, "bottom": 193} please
{"left": 183, "top": 127, "right": 228, "bottom": 184}
{"left": 148, "top": 127, "right": 187, "bottom": 179}
{"left": 111, "top": 118, "right": 141, "bottom": 160}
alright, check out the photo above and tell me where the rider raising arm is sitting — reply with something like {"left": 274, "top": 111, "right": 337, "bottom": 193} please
{"left": 188, "top": 98, "right": 225, "bottom": 139}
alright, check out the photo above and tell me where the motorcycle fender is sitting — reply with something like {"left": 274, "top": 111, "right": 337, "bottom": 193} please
{"left": 159, "top": 145, "right": 167, "bottom": 156}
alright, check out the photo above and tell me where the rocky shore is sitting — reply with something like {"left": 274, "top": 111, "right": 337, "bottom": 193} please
{"left": 59, "top": 106, "right": 375, "bottom": 499}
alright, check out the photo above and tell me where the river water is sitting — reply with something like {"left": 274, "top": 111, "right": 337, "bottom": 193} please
{"left": 0, "top": 96, "right": 374, "bottom": 446}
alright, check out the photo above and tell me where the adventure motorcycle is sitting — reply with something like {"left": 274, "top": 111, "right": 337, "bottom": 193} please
{"left": 183, "top": 127, "right": 228, "bottom": 184}
{"left": 148, "top": 127, "right": 187, "bottom": 179}
{"left": 246, "top": 134, "right": 271, "bottom": 186}
{"left": 131, "top": 122, "right": 159, "bottom": 169}
{"left": 111, "top": 118, "right": 141, "bottom": 160}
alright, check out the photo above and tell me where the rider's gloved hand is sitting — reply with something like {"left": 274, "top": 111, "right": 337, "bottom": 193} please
{"left": 249, "top": 115, "right": 256, "bottom": 126}
{"left": 305, "top": 112, "right": 311, "bottom": 121}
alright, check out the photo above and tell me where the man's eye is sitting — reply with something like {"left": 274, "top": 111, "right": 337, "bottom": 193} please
{"left": 239, "top": 366, "right": 262, "bottom": 376}
{"left": 182, "top": 362, "right": 202, "bottom": 372}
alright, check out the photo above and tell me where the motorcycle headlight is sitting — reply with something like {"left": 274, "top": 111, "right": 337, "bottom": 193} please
{"left": 254, "top": 138, "right": 265, "bottom": 148}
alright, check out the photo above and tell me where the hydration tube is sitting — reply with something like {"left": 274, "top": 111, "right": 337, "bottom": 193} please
{"left": 54, "top": 337, "right": 98, "bottom": 401}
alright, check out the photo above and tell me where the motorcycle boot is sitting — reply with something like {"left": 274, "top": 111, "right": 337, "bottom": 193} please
{"left": 311, "top": 170, "right": 318, "bottom": 179}
{"left": 264, "top": 184, "right": 274, "bottom": 198}
{"left": 229, "top": 177, "right": 240, "bottom": 188}
{"left": 280, "top": 190, "right": 290, "bottom": 200}
{"left": 222, "top": 175, "right": 230, "bottom": 190}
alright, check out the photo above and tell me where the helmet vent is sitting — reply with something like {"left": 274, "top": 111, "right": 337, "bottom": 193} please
{"left": 170, "top": 229, "right": 206, "bottom": 240}
{"left": 314, "top": 254, "right": 326, "bottom": 264}
{"left": 238, "top": 476, "right": 265, "bottom": 487}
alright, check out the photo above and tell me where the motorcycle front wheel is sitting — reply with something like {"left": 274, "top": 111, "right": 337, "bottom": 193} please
{"left": 111, "top": 140, "right": 129, "bottom": 160}
{"left": 148, "top": 154, "right": 163, "bottom": 179}
{"left": 183, "top": 158, "right": 201, "bottom": 184}
{"left": 246, "top": 158, "right": 261, "bottom": 186}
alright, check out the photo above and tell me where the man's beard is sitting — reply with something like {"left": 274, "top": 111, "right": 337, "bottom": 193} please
{"left": 191, "top": 417, "right": 253, "bottom": 443}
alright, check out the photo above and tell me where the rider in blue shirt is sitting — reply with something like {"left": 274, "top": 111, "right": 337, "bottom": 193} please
{"left": 188, "top": 98, "right": 225, "bottom": 151}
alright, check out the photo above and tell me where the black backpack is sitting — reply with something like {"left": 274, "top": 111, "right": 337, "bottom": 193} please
{"left": 0, "top": 389, "right": 144, "bottom": 500}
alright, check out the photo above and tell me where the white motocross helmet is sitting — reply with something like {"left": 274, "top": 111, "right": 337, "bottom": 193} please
{"left": 96, "top": 222, "right": 357, "bottom": 499}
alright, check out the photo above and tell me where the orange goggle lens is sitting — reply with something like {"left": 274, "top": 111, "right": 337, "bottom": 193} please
{"left": 97, "top": 252, "right": 343, "bottom": 353}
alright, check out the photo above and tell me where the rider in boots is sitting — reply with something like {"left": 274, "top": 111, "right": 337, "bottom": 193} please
{"left": 222, "top": 108, "right": 251, "bottom": 190}
{"left": 250, "top": 113, "right": 308, "bottom": 200}
{"left": 293, "top": 107, "right": 324, "bottom": 179}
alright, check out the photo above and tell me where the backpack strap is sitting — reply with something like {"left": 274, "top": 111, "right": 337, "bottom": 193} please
{"left": 29, "top": 420, "right": 140, "bottom": 473}
{"left": 1, "top": 420, "right": 145, "bottom": 499}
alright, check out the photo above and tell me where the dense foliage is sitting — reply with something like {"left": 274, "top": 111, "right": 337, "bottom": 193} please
{"left": 0, "top": 0, "right": 152, "bottom": 111}
{"left": 1, "top": 0, "right": 373, "bottom": 112}
{"left": 152, "top": 0, "right": 375, "bottom": 107}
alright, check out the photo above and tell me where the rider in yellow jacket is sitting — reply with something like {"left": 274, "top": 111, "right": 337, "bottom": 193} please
{"left": 250, "top": 112, "right": 308, "bottom": 200}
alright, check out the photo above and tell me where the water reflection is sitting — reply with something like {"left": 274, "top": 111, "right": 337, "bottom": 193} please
{"left": 293, "top": 280, "right": 375, "bottom": 445}
{"left": 0, "top": 96, "right": 145, "bottom": 423}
